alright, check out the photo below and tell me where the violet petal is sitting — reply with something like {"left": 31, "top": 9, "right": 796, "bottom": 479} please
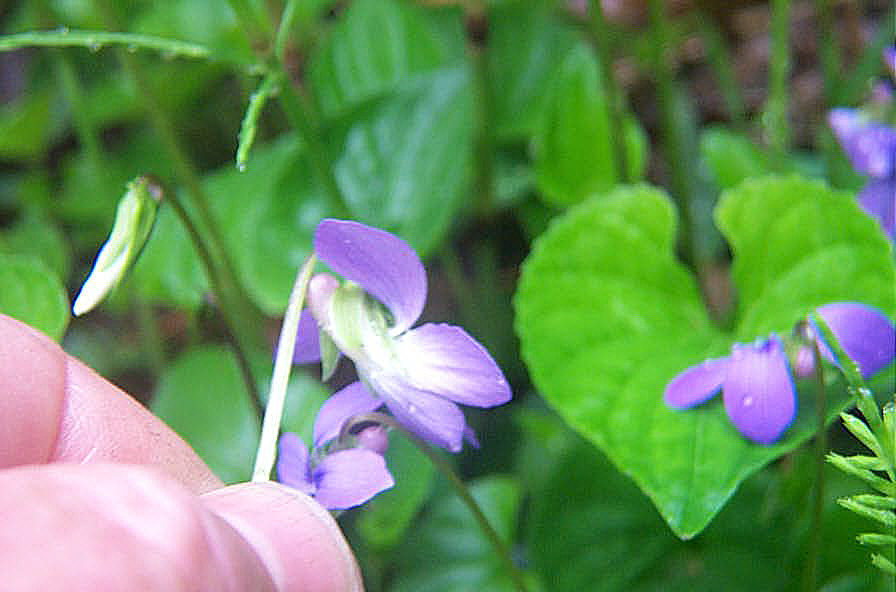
{"left": 723, "top": 338, "right": 796, "bottom": 444}
{"left": 816, "top": 302, "right": 896, "bottom": 378}
{"left": 829, "top": 108, "right": 896, "bottom": 179}
{"left": 276, "top": 433, "right": 315, "bottom": 495}
{"left": 395, "top": 323, "right": 512, "bottom": 408}
{"left": 312, "top": 448, "right": 394, "bottom": 510}
{"left": 370, "top": 373, "right": 468, "bottom": 452}
{"left": 664, "top": 357, "right": 731, "bottom": 409}
{"left": 293, "top": 309, "right": 322, "bottom": 364}
{"left": 858, "top": 179, "right": 896, "bottom": 240}
{"left": 313, "top": 381, "right": 383, "bottom": 448}
{"left": 314, "top": 219, "right": 427, "bottom": 334}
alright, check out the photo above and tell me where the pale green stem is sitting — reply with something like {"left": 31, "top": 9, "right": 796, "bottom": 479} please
{"left": 274, "top": 0, "right": 300, "bottom": 63}
{"left": 0, "top": 29, "right": 212, "bottom": 60}
{"left": 765, "top": 0, "right": 791, "bottom": 158}
{"left": 341, "top": 412, "right": 529, "bottom": 592}
{"left": 804, "top": 337, "right": 827, "bottom": 592}
{"left": 252, "top": 254, "right": 318, "bottom": 482}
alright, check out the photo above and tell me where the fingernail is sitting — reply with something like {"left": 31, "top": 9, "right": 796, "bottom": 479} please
{"left": 202, "top": 481, "right": 363, "bottom": 592}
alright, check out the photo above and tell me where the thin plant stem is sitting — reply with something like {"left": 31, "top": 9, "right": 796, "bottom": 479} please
{"left": 341, "top": 412, "right": 529, "bottom": 592}
{"left": 465, "top": 1, "right": 495, "bottom": 215}
{"left": 692, "top": 6, "right": 747, "bottom": 128}
{"left": 804, "top": 338, "right": 827, "bottom": 592}
{"left": 0, "top": 29, "right": 214, "bottom": 60}
{"left": 814, "top": 0, "right": 840, "bottom": 108}
{"left": 274, "top": 67, "right": 350, "bottom": 218}
{"left": 226, "top": 0, "right": 274, "bottom": 40}
{"left": 765, "top": 0, "right": 791, "bottom": 158}
{"left": 53, "top": 51, "right": 103, "bottom": 167}
{"left": 252, "top": 254, "right": 318, "bottom": 482}
{"left": 647, "top": 0, "right": 694, "bottom": 263}
{"left": 588, "top": 0, "right": 629, "bottom": 183}
{"left": 274, "top": 0, "right": 300, "bottom": 63}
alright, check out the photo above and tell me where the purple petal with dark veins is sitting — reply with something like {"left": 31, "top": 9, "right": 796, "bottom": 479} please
{"left": 816, "top": 302, "right": 896, "bottom": 378}
{"left": 314, "top": 219, "right": 427, "bottom": 334}
{"left": 829, "top": 108, "right": 896, "bottom": 179}
{"left": 276, "top": 432, "right": 315, "bottom": 495}
{"left": 723, "top": 338, "right": 796, "bottom": 444}
{"left": 312, "top": 448, "right": 394, "bottom": 510}
{"left": 664, "top": 357, "right": 730, "bottom": 409}
{"left": 313, "top": 381, "right": 383, "bottom": 448}
{"left": 395, "top": 323, "right": 512, "bottom": 408}
{"left": 293, "top": 309, "right": 322, "bottom": 364}
{"left": 370, "top": 373, "right": 468, "bottom": 452}
{"left": 858, "top": 179, "right": 896, "bottom": 240}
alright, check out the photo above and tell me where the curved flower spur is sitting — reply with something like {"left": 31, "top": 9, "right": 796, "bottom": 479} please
{"left": 293, "top": 219, "right": 513, "bottom": 453}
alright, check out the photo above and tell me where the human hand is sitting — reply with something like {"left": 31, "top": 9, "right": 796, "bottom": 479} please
{"left": 0, "top": 313, "right": 363, "bottom": 591}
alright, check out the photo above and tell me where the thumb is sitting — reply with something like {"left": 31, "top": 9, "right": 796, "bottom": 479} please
{"left": 202, "top": 481, "right": 364, "bottom": 592}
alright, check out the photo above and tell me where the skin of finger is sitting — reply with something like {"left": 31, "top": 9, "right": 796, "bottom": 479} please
{"left": 0, "top": 463, "right": 275, "bottom": 592}
{"left": 0, "top": 313, "right": 221, "bottom": 493}
{"left": 202, "top": 482, "right": 365, "bottom": 592}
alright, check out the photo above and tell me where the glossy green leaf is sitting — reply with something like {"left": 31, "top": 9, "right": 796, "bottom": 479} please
{"left": 487, "top": 2, "right": 577, "bottom": 140}
{"left": 332, "top": 67, "right": 474, "bottom": 255}
{"left": 0, "top": 253, "right": 69, "bottom": 341}
{"left": 309, "top": 0, "right": 451, "bottom": 119}
{"left": 700, "top": 126, "right": 772, "bottom": 190}
{"left": 358, "top": 433, "right": 435, "bottom": 551}
{"left": 515, "top": 179, "right": 895, "bottom": 538}
{"left": 152, "top": 346, "right": 258, "bottom": 483}
{"left": 533, "top": 45, "right": 647, "bottom": 207}
{"left": 392, "top": 476, "right": 525, "bottom": 592}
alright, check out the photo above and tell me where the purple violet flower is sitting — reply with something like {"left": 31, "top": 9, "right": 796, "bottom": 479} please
{"left": 665, "top": 302, "right": 895, "bottom": 444}
{"left": 276, "top": 430, "right": 394, "bottom": 510}
{"left": 828, "top": 107, "right": 896, "bottom": 239}
{"left": 665, "top": 336, "right": 797, "bottom": 444}
{"left": 294, "top": 219, "right": 512, "bottom": 453}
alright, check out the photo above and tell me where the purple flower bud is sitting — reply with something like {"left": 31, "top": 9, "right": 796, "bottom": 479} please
{"left": 357, "top": 426, "right": 390, "bottom": 455}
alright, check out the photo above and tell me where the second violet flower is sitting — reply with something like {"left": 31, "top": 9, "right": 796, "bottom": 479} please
{"left": 293, "top": 219, "right": 512, "bottom": 453}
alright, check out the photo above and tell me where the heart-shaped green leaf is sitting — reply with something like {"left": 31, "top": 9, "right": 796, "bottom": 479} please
{"left": 515, "top": 178, "right": 895, "bottom": 538}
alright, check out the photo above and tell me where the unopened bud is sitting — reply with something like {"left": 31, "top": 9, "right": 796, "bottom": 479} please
{"left": 357, "top": 425, "right": 390, "bottom": 455}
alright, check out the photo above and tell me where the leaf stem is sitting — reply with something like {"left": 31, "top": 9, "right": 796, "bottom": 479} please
{"left": 252, "top": 254, "right": 318, "bottom": 482}
{"left": 587, "top": 0, "right": 629, "bottom": 183}
{"left": 0, "top": 29, "right": 214, "bottom": 60}
{"left": 764, "top": 0, "right": 791, "bottom": 158}
{"left": 804, "top": 337, "right": 827, "bottom": 592}
{"left": 813, "top": 0, "right": 839, "bottom": 108}
{"left": 341, "top": 412, "right": 529, "bottom": 592}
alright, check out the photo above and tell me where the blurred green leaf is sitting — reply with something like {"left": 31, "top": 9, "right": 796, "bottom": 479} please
{"left": 359, "top": 433, "right": 435, "bottom": 551}
{"left": 533, "top": 45, "right": 646, "bottom": 207}
{"left": 309, "top": 0, "right": 453, "bottom": 119}
{"left": 515, "top": 180, "right": 895, "bottom": 538}
{"left": 700, "top": 126, "right": 772, "bottom": 191}
{"left": 332, "top": 67, "right": 474, "bottom": 255}
{"left": 152, "top": 346, "right": 258, "bottom": 483}
{"left": 392, "top": 476, "right": 525, "bottom": 592}
{"left": 487, "top": 1, "right": 577, "bottom": 140}
{"left": 0, "top": 90, "right": 62, "bottom": 161}
{"left": 0, "top": 253, "right": 69, "bottom": 340}
{"left": 527, "top": 439, "right": 788, "bottom": 591}
{"left": 0, "top": 214, "right": 71, "bottom": 280}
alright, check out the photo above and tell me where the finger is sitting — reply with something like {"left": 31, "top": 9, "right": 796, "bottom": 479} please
{"left": 0, "top": 463, "right": 273, "bottom": 592}
{"left": 0, "top": 313, "right": 221, "bottom": 493}
{"left": 202, "top": 482, "right": 364, "bottom": 592}
{"left": 0, "top": 464, "right": 364, "bottom": 592}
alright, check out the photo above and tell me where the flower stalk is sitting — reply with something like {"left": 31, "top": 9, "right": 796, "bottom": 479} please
{"left": 341, "top": 412, "right": 529, "bottom": 592}
{"left": 253, "top": 254, "right": 318, "bottom": 482}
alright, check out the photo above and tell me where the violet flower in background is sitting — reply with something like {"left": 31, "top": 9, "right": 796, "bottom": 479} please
{"left": 277, "top": 430, "right": 394, "bottom": 510}
{"left": 665, "top": 302, "right": 895, "bottom": 444}
{"left": 294, "top": 219, "right": 512, "bottom": 453}
{"left": 828, "top": 107, "right": 896, "bottom": 240}
{"left": 813, "top": 302, "right": 896, "bottom": 378}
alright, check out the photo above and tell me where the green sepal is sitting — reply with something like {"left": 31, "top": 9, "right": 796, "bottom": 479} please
{"left": 318, "top": 328, "right": 341, "bottom": 382}
{"left": 857, "top": 533, "right": 896, "bottom": 547}
{"left": 73, "top": 176, "right": 162, "bottom": 316}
